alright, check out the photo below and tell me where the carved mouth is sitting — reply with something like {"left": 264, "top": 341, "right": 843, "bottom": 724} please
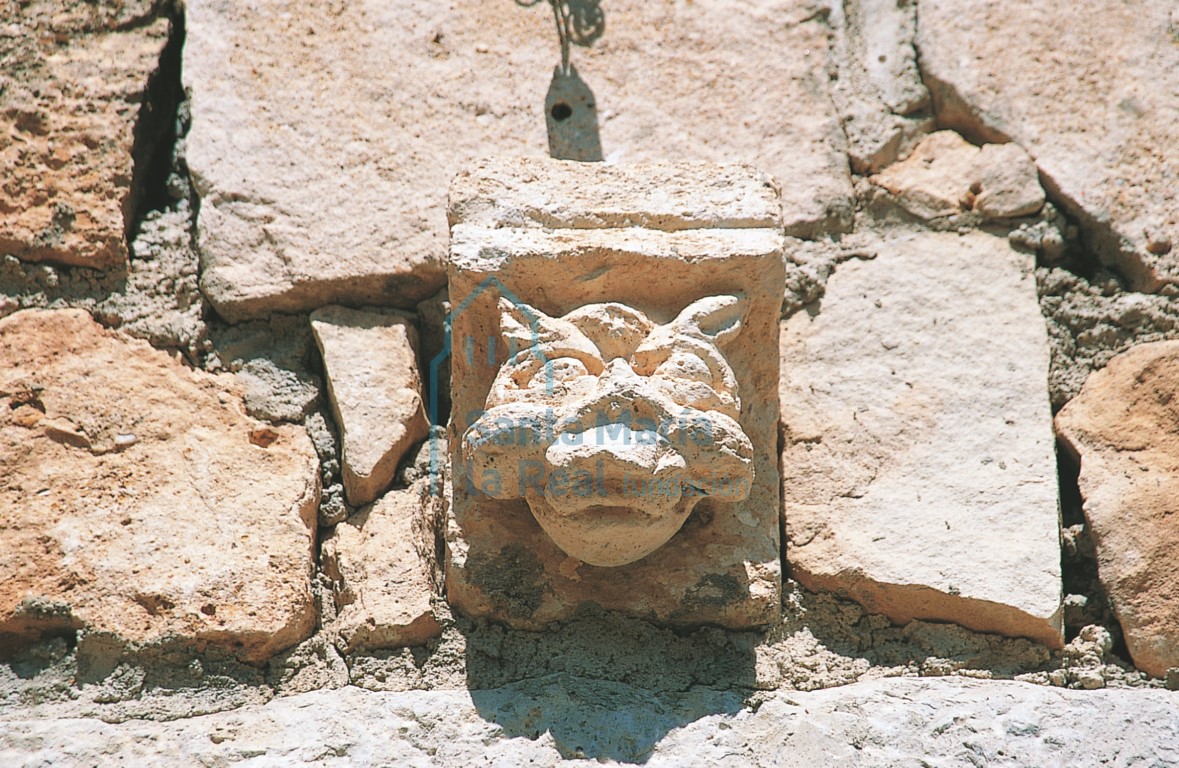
{"left": 534, "top": 431, "right": 694, "bottom": 565}
{"left": 526, "top": 494, "right": 698, "bottom": 567}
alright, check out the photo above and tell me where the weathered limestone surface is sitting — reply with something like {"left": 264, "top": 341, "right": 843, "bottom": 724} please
{"left": 870, "top": 131, "right": 1045, "bottom": 221}
{"left": 3, "top": 677, "right": 1178, "bottom": 766}
{"left": 321, "top": 479, "right": 443, "bottom": 653}
{"left": 918, "top": 0, "right": 1179, "bottom": 291}
{"left": 211, "top": 315, "right": 322, "bottom": 423}
{"left": 0, "top": 310, "right": 320, "bottom": 662}
{"left": 828, "top": 0, "right": 933, "bottom": 174}
{"left": 310, "top": 306, "right": 429, "bottom": 507}
{"left": 1056, "top": 341, "right": 1179, "bottom": 678}
{"left": 780, "top": 230, "right": 1063, "bottom": 647}
{"left": 449, "top": 159, "right": 783, "bottom": 232}
{"left": 463, "top": 296, "right": 758, "bottom": 569}
{"left": 185, "top": 0, "right": 850, "bottom": 320}
{"left": 0, "top": 1, "right": 172, "bottom": 268}
{"left": 447, "top": 159, "right": 783, "bottom": 629}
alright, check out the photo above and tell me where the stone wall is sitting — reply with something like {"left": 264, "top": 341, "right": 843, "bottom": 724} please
{"left": 1, "top": 0, "right": 1177, "bottom": 762}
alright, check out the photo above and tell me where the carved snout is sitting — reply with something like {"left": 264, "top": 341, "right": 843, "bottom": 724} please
{"left": 566, "top": 357, "right": 678, "bottom": 426}
{"left": 543, "top": 426, "right": 688, "bottom": 515}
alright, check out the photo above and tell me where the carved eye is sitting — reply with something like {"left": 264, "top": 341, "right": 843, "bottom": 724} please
{"left": 528, "top": 357, "right": 589, "bottom": 388}
{"left": 654, "top": 352, "right": 713, "bottom": 383}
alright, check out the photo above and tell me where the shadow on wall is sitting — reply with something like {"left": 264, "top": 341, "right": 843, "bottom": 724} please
{"left": 461, "top": 607, "right": 758, "bottom": 764}
{"left": 519, "top": 0, "right": 605, "bottom": 161}
{"left": 469, "top": 673, "right": 746, "bottom": 763}
{"left": 458, "top": 5, "right": 744, "bottom": 761}
{"left": 546, "top": 64, "right": 602, "bottom": 162}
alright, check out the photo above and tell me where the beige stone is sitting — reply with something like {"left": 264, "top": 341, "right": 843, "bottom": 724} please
{"left": 4, "top": 678, "right": 1179, "bottom": 765}
{"left": 0, "top": 309, "right": 320, "bottom": 662}
{"left": 780, "top": 230, "right": 1063, "bottom": 647}
{"left": 828, "top": 0, "right": 934, "bottom": 174}
{"left": 321, "top": 478, "right": 443, "bottom": 653}
{"left": 869, "top": 131, "right": 1044, "bottom": 221}
{"left": 184, "top": 0, "right": 850, "bottom": 321}
{"left": 449, "top": 158, "right": 782, "bottom": 232}
{"left": 447, "top": 158, "right": 783, "bottom": 628}
{"left": 0, "top": 1, "right": 173, "bottom": 268}
{"left": 1055, "top": 341, "right": 1179, "bottom": 677}
{"left": 918, "top": 0, "right": 1179, "bottom": 291}
{"left": 310, "top": 306, "right": 430, "bottom": 507}
{"left": 972, "top": 143, "right": 1048, "bottom": 220}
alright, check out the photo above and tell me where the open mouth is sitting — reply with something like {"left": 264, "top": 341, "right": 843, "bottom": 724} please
{"left": 526, "top": 493, "right": 699, "bottom": 567}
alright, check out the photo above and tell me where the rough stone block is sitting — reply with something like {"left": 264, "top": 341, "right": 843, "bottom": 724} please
{"left": 0, "top": 309, "right": 320, "bottom": 662}
{"left": 869, "top": 131, "right": 1044, "bottom": 221}
{"left": 446, "top": 158, "right": 783, "bottom": 629}
{"left": 0, "top": 3, "right": 173, "bottom": 268}
{"left": 183, "top": 0, "right": 850, "bottom": 321}
{"left": 322, "top": 477, "right": 444, "bottom": 652}
{"left": 827, "top": 0, "right": 933, "bottom": 175}
{"left": 5, "top": 677, "right": 1179, "bottom": 764}
{"left": 780, "top": 230, "right": 1063, "bottom": 647}
{"left": 311, "top": 306, "right": 430, "bottom": 507}
{"left": 918, "top": 0, "right": 1179, "bottom": 292}
{"left": 1056, "top": 341, "right": 1179, "bottom": 677}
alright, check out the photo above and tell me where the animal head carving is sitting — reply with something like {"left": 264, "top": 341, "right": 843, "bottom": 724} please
{"left": 462, "top": 294, "right": 755, "bottom": 567}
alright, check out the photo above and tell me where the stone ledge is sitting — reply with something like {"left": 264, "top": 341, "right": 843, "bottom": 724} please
{"left": 1, "top": 677, "right": 1175, "bottom": 765}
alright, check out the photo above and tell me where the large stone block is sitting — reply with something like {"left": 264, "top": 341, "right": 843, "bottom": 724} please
{"left": 0, "top": 2, "right": 173, "bottom": 268}
{"left": 0, "top": 309, "right": 320, "bottom": 662}
{"left": 918, "top": 0, "right": 1179, "bottom": 292}
{"left": 3, "top": 678, "right": 1179, "bottom": 765}
{"left": 445, "top": 159, "right": 784, "bottom": 629}
{"left": 1056, "top": 341, "right": 1179, "bottom": 677}
{"left": 780, "top": 230, "right": 1063, "bottom": 647}
{"left": 183, "top": 0, "right": 850, "bottom": 321}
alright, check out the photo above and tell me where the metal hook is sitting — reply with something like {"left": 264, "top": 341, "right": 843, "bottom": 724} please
{"left": 516, "top": 0, "right": 605, "bottom": 74}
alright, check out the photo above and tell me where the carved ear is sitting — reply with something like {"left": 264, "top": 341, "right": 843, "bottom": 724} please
{"left": 498, "top": 298, "right": 555, "bottom": 352}
{"left": 498, "top": 298, "right": 601, "bottom": 361}
{"left": 673, "top": 294, "right": 746, "bottom": 346}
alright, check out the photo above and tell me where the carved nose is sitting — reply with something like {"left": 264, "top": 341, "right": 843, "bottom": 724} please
{"left": 600, "top": 358, "right": 640, "bottom": 390}
{"left": 585, "top": 358, "right": 668, "bottom": 423}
